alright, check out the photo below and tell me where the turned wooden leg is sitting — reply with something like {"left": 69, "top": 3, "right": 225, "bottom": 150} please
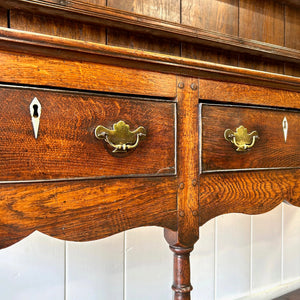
{"left": 170, "top": 245, "right": 194, "bottom": 300}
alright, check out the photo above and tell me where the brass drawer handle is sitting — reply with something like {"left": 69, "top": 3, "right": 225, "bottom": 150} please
{"left": 224, "top": 125, "right": 259, "bottom": 152}
{"left": 95, "top": 120, "right": 146, "bottom": 153}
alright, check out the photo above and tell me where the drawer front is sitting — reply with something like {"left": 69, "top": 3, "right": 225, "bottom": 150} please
{"left": 201, "top": 104, "right": 300, "bottom": 172}
{"left": 0, "top": 87, "right": 175, "bottom": 181}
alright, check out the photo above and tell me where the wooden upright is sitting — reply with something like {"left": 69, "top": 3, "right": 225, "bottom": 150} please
{"left": 0, "top": 1, "right": 299, "bottom": 299}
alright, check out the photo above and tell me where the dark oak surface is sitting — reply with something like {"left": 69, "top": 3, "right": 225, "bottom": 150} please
{"left": 199, "top": 79, "right": 300, "bottom": 109}
{"left": 169, "top": 245, "right": 194, "bottom": 300}
{"left": 181, "top": 0, "right": 239, "bottom": 35}
{"left": 108, "top": 0, "right": 180, "bottom": 22}
{"left": 0, "top": 87, "right": 176, "bottom": 180}
{"left": 10, "top": 9, "right": 106, "bottom": 43}
{"left": 0, "top": 177, "right": 177, "bottom": 248}
{"left": 165, "top": 76, "right": 200, "bottom": 300}
{"left": 199, "top": 169, "right": 300, "bottom": 226}
{"left": 0, "top": 8, "right": 6, "bottom": 26}
{"left": 278, "top": 0, "right": 300, "bottom": 6}
{"left": 201, "top": 104, "right": 300, "bottom": 172}
{"left": 0, "top": 28, "right": 299, "bottom": 93}
{"left": 1, "top": 0, "right": 299, "bottom": 66}
{"left": 107, "top": 27, "right": 181, "bottom": 56}
{"left": 239, "top": 54, "right": 285, "bottom": 74}
{"left": 239, "top": 0, "right": 285, "bottom": 46}
{"left": 0, "top": 49, "right": 177, "bottom": 98}
{"left": 285, "top": 6, "right": 300, "bottom": 50}
{"left": 182, "top": 42, "right": 239, "bottom": 68}
{"left": 0, "top": 2, "right": 298, "bottom": 299}
{"left": 165, "top": 78, "right": 200, "bottom": 251}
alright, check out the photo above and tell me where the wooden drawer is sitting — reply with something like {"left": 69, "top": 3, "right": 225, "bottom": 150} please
{"left": 0, "top": 86, "right": 176, "bottom": 181}
{"left": 200, "top": 104, "right": 300, "bottom": 172}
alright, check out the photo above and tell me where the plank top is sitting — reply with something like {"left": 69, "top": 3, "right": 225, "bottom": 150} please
{"left": 0, "top": 27, "right": 299, "bottom": 92}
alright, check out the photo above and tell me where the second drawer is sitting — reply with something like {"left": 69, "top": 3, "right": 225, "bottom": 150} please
{"left": 201, "top": 103, "right": 300, "bottom": 172}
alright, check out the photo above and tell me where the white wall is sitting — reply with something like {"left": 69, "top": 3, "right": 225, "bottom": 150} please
{"left": 0, "top": 202, "right": 300, "bottom": 300}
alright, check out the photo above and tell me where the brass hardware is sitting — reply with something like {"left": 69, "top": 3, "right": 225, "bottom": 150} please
{"left": 224, "top": 125, "right": 259, "bottom": 152}
{"left": 95, "top": 120, "right": 146, "bottom": 153}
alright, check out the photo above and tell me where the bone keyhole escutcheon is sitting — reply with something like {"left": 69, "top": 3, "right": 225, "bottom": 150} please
{"left": 30, "top": 97, "right": 42, "bottom": 139}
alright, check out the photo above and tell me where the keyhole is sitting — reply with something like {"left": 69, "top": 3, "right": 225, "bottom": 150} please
{"left": 33, "top": 104, "right": 39, "bottom": 118}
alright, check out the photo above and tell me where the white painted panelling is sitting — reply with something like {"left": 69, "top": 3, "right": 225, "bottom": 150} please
{"left": 216, "top": 213, "right": 251, "bottom": 300}
{"left": 252, "top": 204, "right": 282, "bottom": 292}
{"left": 191, "top": 218, "right": 215, "bottom": 300}
{"left": 0, "top": 231, "right": 64, "bottom": 300}
{"left": 125, "top": 227, "right": 172, "bottom": 300}
{"left": 282, "top": 202, "right": 300, "bottom": 282}
{"left": 66, "top": 232, "right": 124, "bottom": 300}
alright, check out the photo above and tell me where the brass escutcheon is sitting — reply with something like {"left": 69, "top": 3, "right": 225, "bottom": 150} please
{"left": 95, "top": 120, "right": 146, "bottom": 153}
{"left": 224, "top": 125, "right": 259, "bottom": 152}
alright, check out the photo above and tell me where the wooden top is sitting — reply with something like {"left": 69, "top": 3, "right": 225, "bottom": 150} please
{"left": 0, "top": 27, "right": 299, "bottom": 92}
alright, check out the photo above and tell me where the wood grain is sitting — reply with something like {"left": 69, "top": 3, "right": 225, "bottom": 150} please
{"left": 80, "top": 0, "right": 105, "bottom": 4}
{"left": 10, "top": 9, "right": 106, "bottom": 43}
{"left": 107, "top": 0, "right": 180, "bottom": 23}
{"left": 285, "top": 5, "right": 300, "bottom": 50}
{"left": 199, "top": 79, "right": 300, "bottom": 109}
{"left": 176, "top": 77, "right": 200, "bottom": 245}
{"left": 182, "top": 0, "right": 239, "bottom": 35}
{"left": 0, "top": 177, "right": 177, "bottom": 248}
{"left": 165, "top": 77, "right": 200, "bottom": 248}
{"left": 201, "top": 104, "right": 300, "bottom": 172}
{"left": 285, "top": 63, "right": 300, "bottom": 77}
{"left": 0, "top": 87, "right": 175, "bottom": 180}
{"left": 0, "top": 8, "right": 7, "bottom": 27}
{"left": 31, "top": 0, "right": 106, "bottom": 5}
{"left": 0, "top": 29, "right": 298, "bottom": 92}
{"left": 177, "top": 77, "right": 199, "bottom": 246}
{"left": 170, "top": 246, "right": 194, "bottom": 300}
{"left": 199, "top": 169, "right": 300, "bottom": 225}
{"left": 239, "top": 54, "right": 285, "bottom": 74}
{"left": 107, "top": 28, "right": 181, "bottom": 56}
{"left": 165, "top": 76, "right": 200, "bottom": 300}
{"left": 239, "top": 0, "right": 285, "bottom": 46}
{"left": 182, "top": 43, "right": 238, "bottom": 67}
{"left": 1, "top": 0, "right": 299, "bottom": 64}
{"left": 276, "top": 0, "right": 300, "bottom": 6}
{"left": 0, "top": 50, "right": 177, "bottom": 98}
{"left": 107, "top": 0, "right": 180, "bottom": 56}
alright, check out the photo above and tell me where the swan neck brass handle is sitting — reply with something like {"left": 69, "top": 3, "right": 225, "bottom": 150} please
{"left": 95, "top": 120, "right": 146, "bottom": 153}
{"left": 224, "top": 125, "right": 259, "bottom": 152}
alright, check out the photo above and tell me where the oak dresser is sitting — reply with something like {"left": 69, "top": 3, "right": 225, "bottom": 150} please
{"left": 0, "top": 0, "right": 299, "bottom": 299}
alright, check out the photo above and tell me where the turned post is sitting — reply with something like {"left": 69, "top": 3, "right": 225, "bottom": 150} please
{"left": 170, "top": 245, "right": 194, "bottom": 300}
